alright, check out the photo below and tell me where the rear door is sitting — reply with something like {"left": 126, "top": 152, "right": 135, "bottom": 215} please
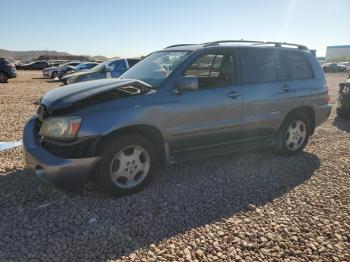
{"left": 284, "top": 50, "right": 318, "bottom": 103}
{"left": 238, "top": 48, "right": 295, "bottom": 138}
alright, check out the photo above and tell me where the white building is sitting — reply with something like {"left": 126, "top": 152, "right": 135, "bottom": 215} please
{"left": 326, "top": 45, "right": 350, "bottom": 61}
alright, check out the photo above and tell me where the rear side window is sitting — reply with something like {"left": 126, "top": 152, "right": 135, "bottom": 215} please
{"left": 240, "top": 49, "right": 287, "bottom": 84}
{"left": 284, "top": 52, "right": 313, "bottom": 80}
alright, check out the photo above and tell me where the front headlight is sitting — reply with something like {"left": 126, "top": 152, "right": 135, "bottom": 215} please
{"left": 39, "top": 116, "right": 82, "bottom": 140}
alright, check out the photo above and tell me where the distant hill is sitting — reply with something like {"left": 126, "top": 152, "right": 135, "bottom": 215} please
{"left": 0, "top": 49, "right": 72, "bottom": 60}
{"left": 89, "top": 55, "right": 109, "bottom": 61}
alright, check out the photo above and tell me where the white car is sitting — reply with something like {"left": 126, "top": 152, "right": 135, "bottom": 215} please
{"left": 339, "top": 62, "right": 350, "bottom": 71}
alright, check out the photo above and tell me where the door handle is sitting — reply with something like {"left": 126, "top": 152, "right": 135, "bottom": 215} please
{"left": 282, "top": 85, "right": 291, "bottom": 92}
{"left": 227, "top": 91, "right": 240, "bottom": 99}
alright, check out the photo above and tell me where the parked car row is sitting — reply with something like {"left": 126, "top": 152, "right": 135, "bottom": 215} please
{"left": 23, "top": 40, "right": 332, "bottom": 196}
{"left": 60, "top": 58, "right": 140, "bottom": 84}
{"left": 322, "top": 62, "right": 347, "bottom": 73}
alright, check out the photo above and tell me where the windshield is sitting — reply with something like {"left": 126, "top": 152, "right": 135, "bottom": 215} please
{"left": 120, "top": 51, "right": 191, "bottom": 88}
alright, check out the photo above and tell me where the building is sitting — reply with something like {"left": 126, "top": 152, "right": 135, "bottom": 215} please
{"left": 326, "top": 45, "right": 350, "bottom": 61}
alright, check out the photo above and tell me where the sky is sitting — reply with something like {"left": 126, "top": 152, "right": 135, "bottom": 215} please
{"left": 1, "top": 0, "right": 349, "bottom": 57}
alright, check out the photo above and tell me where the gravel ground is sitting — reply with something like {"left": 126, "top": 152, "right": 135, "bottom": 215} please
{"left": 0, "top": 71, "right": 349, "bottom": 262}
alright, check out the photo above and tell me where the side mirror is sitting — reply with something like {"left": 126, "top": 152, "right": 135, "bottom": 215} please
{"left": 174, "top": 76, "right": 198, "bottom": 94}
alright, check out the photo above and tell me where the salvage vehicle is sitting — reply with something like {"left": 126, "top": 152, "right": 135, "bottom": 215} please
{"left": 64, "top": 62, "right": 99, "bottom": 76}
{"left": 23, "top": 40, "right": 331, "bottom": 195}
{"left": 0, "top": 58, "right": 17, "bottom": 83}
{"left": 337, "top": 76, "right": 350, "bottom": 117}
{"left": 60, "top": 58, "right": 140, "bottom": 85}
{"left": 16, "top": 60, "right": 50, "bottom": 70}
{"left": 322, "top": 63, "right": 346, "bottom": 73}
{"left": 43, "top": 61, "right": 81, "bottom": 79}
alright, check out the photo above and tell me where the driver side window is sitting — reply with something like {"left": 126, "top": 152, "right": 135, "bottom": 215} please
{"left": 184, "top": 52, "right": 234, "bottom": 89}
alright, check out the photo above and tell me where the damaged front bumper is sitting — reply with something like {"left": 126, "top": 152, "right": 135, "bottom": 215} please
{"left": 23, "top": 117, "right": 101, "bottom": 190}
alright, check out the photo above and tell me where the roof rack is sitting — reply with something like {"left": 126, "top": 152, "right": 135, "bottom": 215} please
{"left": 203, "top": 40, "right": 308, "bottom": 50}
{"left": 165, "top": 44, "right": 195, "bottom": 49}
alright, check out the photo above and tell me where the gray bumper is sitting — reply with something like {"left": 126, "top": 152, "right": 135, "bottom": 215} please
{"left": 315, "top": 104, "right": 332, "bottom": 127}
{"left": 23, "top": 117, "right": 100, "bottom": 190}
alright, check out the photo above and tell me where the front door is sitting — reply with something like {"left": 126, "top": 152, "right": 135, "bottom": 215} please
{"left": 166, "top": 50, "right": 243, "bottom": 152}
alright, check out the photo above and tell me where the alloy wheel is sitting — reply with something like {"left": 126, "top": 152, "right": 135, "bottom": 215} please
{"left": 285, "top": 120, "right": 307, "bottom": 151}
{"left": 109, "top": 145, "right": 150, "bottom": 189}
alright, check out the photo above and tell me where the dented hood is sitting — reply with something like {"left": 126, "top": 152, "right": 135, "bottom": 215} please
{"left": 41, "top": 78, "right": 151, "bottom": 114}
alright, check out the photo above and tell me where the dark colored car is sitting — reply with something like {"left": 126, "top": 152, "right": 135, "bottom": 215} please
{"left": 0, "top": 58, "right": 17, "bottom": 83}
{"left": 23, "top": 40, "right": 331, "bottom": 195}
{"left": 322, "top": 63, "right": 346, "bottom": 73}
{"left": 337, "top": 76, "right": 350, "bottom": 117}
{"left": 17, "top": 61, "right": 50, "bottom": 70}
{"left": 61, "top": 58, "right": 140, "bottom": 84}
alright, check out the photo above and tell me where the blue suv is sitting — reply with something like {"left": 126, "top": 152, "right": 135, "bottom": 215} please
{"left": 23, "top": 40, "right": 331, "bottom": 195}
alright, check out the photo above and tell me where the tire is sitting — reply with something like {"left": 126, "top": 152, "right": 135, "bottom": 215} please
{"left": 95, "top": 134, "right": 157, "bottom": 196}
{"left": 51, "top": 71, "right": 59, "bottom": 79}
{"left": 0, "top": 72, "right": 8, "bottom": 83}
{"left": 274, "top": 112, "right": 310, "bottom": 156}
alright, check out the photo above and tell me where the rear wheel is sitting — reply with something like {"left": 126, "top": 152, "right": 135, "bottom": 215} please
{"left": 274, "top": 112, "right": 310, "bottom": 156}
{"left": 96, "top": 134, "right": 157, "bottom": 196}
{"left": 0, "top": 72, "right": 8, "bottom": 83}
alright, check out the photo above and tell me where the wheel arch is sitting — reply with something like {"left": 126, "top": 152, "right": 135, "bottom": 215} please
{"left": 95, "top": 124, "right": 167, "bottom": 168}
{"left": 282, "top": 106, "right": 316, "bottom": 135}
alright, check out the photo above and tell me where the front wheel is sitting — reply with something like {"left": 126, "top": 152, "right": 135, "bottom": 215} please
{"left": 51, "top": 71, "right": 59, "bottom": 79}
{"left": 96, "top": 134, "right": 157, "bottom": 196}
{"left": 274, "top": 112, "right": 310, "bottom": 156}
{"left": 0, "top": 72, "right": 8, "bottom": 83}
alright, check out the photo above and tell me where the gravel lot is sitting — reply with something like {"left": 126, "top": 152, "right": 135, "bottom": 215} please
{"left": 0, "top": 71, "right": 349, "bottom": 262}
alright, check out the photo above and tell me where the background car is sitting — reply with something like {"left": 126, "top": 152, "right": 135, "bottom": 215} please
{"left": 64, "top": 62, "right": 99, "bottom": 76}
{"left": 61, "top": 58, "right": 140, "bottom": 84}
{"left": 0, "top": 58, "right": 16, "bottom": 83}
{"left": 322, "top": 63, "right": 346, "bottom": 73}
{"left": 338, "top": 62, "right": 350, "bottom": 71}
{"left": 42, "top": 61, "right": 81, "bottom": 78}
{"left": 337, "top": 77, "right": 350, "bottom": 117}
{"left": 16, "top": 60, "right": 50, "bottom": 70}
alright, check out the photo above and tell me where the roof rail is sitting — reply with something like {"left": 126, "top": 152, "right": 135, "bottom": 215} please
{"left": 165, "top": 44, "right": 195, "bottom": 49}
{"left": 203, "top": 40, "right": 308, "bottom": 50}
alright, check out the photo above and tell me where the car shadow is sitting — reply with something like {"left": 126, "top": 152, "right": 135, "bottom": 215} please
{"left": 333, "top": 115, "right": 350, "bottom": 132}
{"left": 0, "top": 151, "right": 320, "bottom": 261}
